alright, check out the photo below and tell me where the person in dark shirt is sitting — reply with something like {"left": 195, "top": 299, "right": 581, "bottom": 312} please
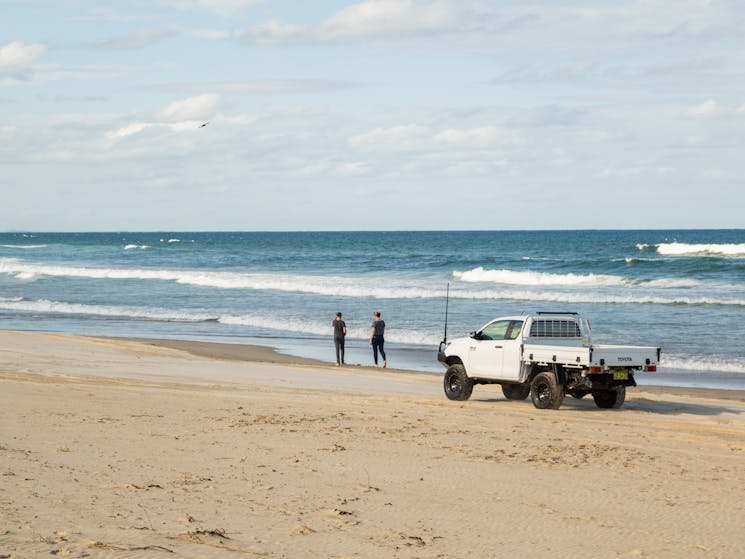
{"left": 369, "top": 311, "right": 386, "bottom": 368}
{"left": 332, "top": 312, "right": 347, "bottom": 366}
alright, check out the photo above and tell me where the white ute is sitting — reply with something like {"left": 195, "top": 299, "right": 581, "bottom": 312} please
{"left": 437, "top": 312, "right": 661, "bottom": 410}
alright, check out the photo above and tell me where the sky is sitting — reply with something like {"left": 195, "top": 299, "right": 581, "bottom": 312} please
{"left": 2, "top": 0, "right": 744, "bottom": 231}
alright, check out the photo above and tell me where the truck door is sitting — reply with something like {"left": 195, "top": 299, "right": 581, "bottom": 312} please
{"left": 500, "top": 320, "right": 524, "bottom": 381}
{"left": 467, "top": 320, "right": 511, "bottom": 379}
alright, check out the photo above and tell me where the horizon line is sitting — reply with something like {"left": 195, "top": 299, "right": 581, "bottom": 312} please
{"left": 2, "top": 227, "right": 744, "bottom": 234}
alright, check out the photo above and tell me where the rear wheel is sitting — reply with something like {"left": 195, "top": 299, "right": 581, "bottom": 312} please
{"left": 530, "top": 372, "right": 565, "bottom": 410}
{"left": 502, "top": 383, "right": 530, "bottom": 401}
{"left": 592, "top": 385, "right": 626, "bottom": 409}
{"left": 443, "top": 364, "right": 473, "bottom": 401}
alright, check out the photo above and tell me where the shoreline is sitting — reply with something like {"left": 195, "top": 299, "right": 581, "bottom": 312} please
{"left": 1, "top": 328, "right": 743, "bottom": 403}
{"left": 2, "top": 327, "right": 744, "bottom": 399}
{"left": 5, "top": 321, "right": 745, "bottom": 390}
{"left": 121, "top": 334, "right": 745, "bottom": 402}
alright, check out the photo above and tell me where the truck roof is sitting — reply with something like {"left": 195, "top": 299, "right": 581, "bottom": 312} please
{"left": 491, "top": 313, "right": 581, "bottom": 321}
{"left": 534, "top": 311, "right": 579, "bottom": 316}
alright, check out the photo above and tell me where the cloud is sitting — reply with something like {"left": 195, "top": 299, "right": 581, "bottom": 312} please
{"left": 564, "top": 2, "right": 744, "bottom": 42}
{"left": 104, "top": 94, "right": 223, "bottom": 143}
{"left": 433, "top": 127, "right": 510, "bottom": 147}
{"left": 598, "top": 166, "right": 646, "bottom": 179}
{"left": 642, "top": 56, "right": 722, "bottom": 78}
{"left": 156, "top": 93, "right": 221, "bottom": 121}
{"left": 348, "top": 124, "right": 429, "bottom": 150}
{"left": 341, "top": 122, "right": 521, "bottom": 179}
{"left": 686, "top": 99, "right": 719, "bottom": 117}
{"left": 94, "top": 29, "right": 177, "bottom": 49}
{"left": 0, "top": 41, "right": 47, "bottom": 80}
{"left": 442, "top": 159, "right": 506, "bottom": 176}
{"left": 106, "top": 120, "right": 204, "bottom": 140}
{"left": 506, "top": 105, "right": 583, "bottom": 128}
{"left": 240, "top": 0, "right": 476, "bottom": 45}
{"left": 334, "top": 161, "right": 370, "bottom": 176}
{"left": 165, "top": 0, "right": 264, "bottom": 17}
{"left": 494, "top": 54, "right": 726, "bottom": 89}
{"left": 147, "top": 78, "right": 355, "bottom": 95}
{"left": 323, "top": 0, "right": 464, "bottom": 38}
{"left": 348, "top": 124, "right": 521, "bottom": 156}
{"left": 684, "top": 99, "right": 745, "bottom": 118}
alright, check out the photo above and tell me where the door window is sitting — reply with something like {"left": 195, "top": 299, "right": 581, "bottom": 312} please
{"left": 480, "top": 320, "right": 510, "bottom": 340}
{"left": 506, "top": 320, "right": 524, "bottom": 340}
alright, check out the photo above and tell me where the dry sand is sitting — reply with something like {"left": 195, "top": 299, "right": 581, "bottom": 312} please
{"left": 1, "top": 330, "right": 744, "bottom": 558}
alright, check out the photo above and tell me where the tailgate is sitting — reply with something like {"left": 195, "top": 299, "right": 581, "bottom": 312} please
{"left": 591, "top": 345, "right": 661, "bottom": 368}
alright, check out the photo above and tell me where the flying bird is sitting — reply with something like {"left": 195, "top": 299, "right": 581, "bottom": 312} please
{"left": 199, "top": 122, "right": 209, "bottom": 128}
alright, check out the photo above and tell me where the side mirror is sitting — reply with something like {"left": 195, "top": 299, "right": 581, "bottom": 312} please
{"left": 470, "top": 331, "right": 480, "bottom": 340}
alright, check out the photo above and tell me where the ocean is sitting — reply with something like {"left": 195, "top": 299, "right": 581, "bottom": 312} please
{"left": 1, "top": 230, "right": 744, "bottom": 390}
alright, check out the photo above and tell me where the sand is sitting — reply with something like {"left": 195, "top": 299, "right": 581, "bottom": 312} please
{"left": 1, "top": 330, "right": 744, "bottom": 558}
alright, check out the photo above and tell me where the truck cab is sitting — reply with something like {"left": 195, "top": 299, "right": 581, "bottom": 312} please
{"left": 459, "top": 316, "right": 526, "bottom": 381}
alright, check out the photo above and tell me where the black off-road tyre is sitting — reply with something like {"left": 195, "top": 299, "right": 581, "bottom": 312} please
{"left": 502, "top": 383, "right": 530, "bottom": 401}
{"left": 530, "top": 372, "right": 565, "bottom": 410}
{"left": 443, "top": 364, "right": 473, "bottom": 401}
{"left": 592, "top": 385, "right": 626, "bottom": 409}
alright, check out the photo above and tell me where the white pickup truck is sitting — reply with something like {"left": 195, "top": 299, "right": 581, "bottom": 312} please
{"left": 437, "top": 312, "right": 661, "bottom": 410}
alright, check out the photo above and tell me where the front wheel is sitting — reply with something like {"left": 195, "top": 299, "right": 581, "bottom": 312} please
{"left": 443, "top": 364, "right": 473, "bottom": 401}
{"left": 530, "top": 372, "right": 565, "bottom": 409}
{"left": 502, "top": 383, "right": 530, "bottom": 401}
{"left": 592, "top": 386, "right": 626, "bottom": 409}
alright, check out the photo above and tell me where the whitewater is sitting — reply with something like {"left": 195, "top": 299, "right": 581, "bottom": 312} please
{"left": 1, "top": 230, "right": 744, "bottom": 388}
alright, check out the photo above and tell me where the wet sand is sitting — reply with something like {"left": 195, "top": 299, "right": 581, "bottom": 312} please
{"left": 124, "top": 336, "right": 745, "bottom": 399}
{"left": 1, "top": 330, "right": 744, "bottom": 558}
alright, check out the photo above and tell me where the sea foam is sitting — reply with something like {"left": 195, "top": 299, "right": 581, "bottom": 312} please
{"left": 453, "top": 267, "right": 627, "bottom": 287}
{"left": 0, "top": 258, "right": 445, "bottom": 299}
{"left": 0, "top": 296, "right": 439, "bottom": 345}
{"left": 661, "top": 355, "right": 745, "bottom": 374}
{"left": 219, "top": 314, "right": 437, "bottom": 345}
{"left": 2, "top": 258, "right": 743, "bottom": 306}
{"left": 6, "top": 295, "right": 745, "bottom": 362}
{"left": 645, "top": 242, "right": 745, "bottom": 257}
{"left": 0, "top": 297, "right": 217, "bottom": 322}
{"left": 445, "top": 288, "right": 745, "bottom": 307}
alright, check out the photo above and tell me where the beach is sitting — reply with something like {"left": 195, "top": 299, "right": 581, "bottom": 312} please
{"left": 1, "top": 330, "right": 744, "bottom": 558}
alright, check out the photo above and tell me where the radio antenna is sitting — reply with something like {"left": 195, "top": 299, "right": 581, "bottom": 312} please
{"left": 438, "top": 283, "right": 451, "bottom": 356}
{"left": 443, "top": 282, "right": 450, "bottom": 343}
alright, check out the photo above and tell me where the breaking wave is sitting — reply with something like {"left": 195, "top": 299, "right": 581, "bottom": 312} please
{"left": 219, "top": 314, "right": 436, "bottom": 345}
{"left": 452, "top": 268, "right": 721, "bottom": 290}
{"left": 0, "top": 297, "right": 216, "bottom": 323}
{"left": 640, "top": 242, "right": 745, "bottom": 257}
{"left": 0, "top": 258, "right": 444, "bottom": 298}
{"left": 661, "top": 355, "right": 745, "bottom": 374}
{"left": 1, "top": 258, "right": 743, "bottom": 307}
{"left": 0, "top": 297, "right": 437, "bottom": 345}
{"left": 0, "top": 244, "right": 47, "bottom": 249}
{"left": 445, "top": 289, "right": 745, "bottom": 307}
{"left": 452, "top": 267, "right": 626, "bottom": 287}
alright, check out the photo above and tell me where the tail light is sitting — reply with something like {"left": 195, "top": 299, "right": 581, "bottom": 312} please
{"left": 589, "top": 366, "right": 603, "bottom": 373}
{"left": 645, "top": 365, "right": 657, "bottom": 372}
